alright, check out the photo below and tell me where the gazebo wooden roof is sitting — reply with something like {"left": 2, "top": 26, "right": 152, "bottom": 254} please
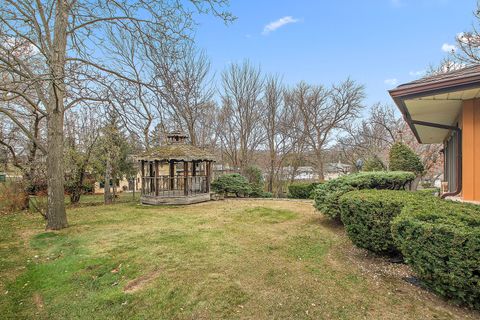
{"left": 136, "top": 144, "right": 215, "bottom": 162}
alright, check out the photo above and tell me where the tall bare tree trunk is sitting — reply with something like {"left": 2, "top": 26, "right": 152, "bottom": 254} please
{"left": 317, "top": 160, "right": 325, "bottom": 181}
{"left": 46, "top": 0, "right": 68, "bottom": 230}
{"left": 268, "top": 157, "right": 275, "bottom": 193}
{"left": 104, "top": 157, "right": 112, "bottom": 204}
{"left": 46, "top": 110, "right": 67, "bottom": 229}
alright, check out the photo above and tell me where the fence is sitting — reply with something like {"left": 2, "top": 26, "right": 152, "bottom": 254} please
{"left": 141, "top": 175, "right": 208, "bottom": 197}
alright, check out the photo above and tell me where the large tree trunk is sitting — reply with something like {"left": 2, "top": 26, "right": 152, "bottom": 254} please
{"left": 317, "top": 162, "right": 325, "bottom": 181}
{"left": 46, "top": 109, "right": 67, "bottom": 229}
{"left": 45, "top": 0, "right": 69, "bottom": 230}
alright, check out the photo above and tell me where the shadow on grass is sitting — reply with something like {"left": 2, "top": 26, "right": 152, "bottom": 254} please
{"left": 311, "top": 215, "right": 344, "bottom": 231}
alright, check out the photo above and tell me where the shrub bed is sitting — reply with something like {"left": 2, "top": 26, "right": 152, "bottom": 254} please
{"left": 287, "top": 182, "right": 321, "bottom": 199}
{"left": 0, "top": 181, "right": 28, "bottom": 213}
{"left": 211, "top": 173, "right": 272, "bottom": 198}
{"left": 339, "top": 190, "right": 427, "bottom": 254}
{"left": 392, "top": 200, "right": 480, "bottom": 309}
{"left": 211, "top": 174, "right": 252, "bottom": 197}
{"left": 313, "top": 171, "right": 415, "bottom": 219}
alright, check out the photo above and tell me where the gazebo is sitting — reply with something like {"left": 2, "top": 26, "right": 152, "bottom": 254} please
{"left": 136, "top": 132, "right": 215, "bottom": 205}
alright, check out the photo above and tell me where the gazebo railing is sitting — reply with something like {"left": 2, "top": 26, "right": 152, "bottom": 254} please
{"left": 141, "top": 175, "right": 208, "bottom": 197}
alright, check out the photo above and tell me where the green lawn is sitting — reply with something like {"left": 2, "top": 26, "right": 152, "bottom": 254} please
{"left": 0, "top": 199, "right": 478, "bottom": 319}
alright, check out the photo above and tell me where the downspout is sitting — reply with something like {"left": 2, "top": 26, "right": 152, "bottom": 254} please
{"left": 441, "top": 129, "right": 462, "bottom": 199}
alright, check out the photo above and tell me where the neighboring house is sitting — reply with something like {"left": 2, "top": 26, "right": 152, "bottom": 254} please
{"left": 389, "top": 65, "right": 480, "bottom": 202}
{"left": 324, "top": 162, "right": 352, "bottom": 181}
{"left": 93, "top": 177, "right": 135, "bottom": 194}
{"left": 279, "top": 163, "right": 351, "bottom": 181}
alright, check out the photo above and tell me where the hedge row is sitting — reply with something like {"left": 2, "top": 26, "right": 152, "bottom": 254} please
{"left": 338, "top": 188, "right": 480, "bottom": 309}
{"left": 313, "top": 171, "right": 415, "bottom": 219}
{"left": 287, "top": 182, "right": 321, "bottom": 199}
{"left": 211, "top": 174, "right": 272, "bottom": 198}
{"left": 339, "top": 190, "right": 425, "bottom": 254}
{"left": 392, "top": 199, "right": 480, "bottom": 309}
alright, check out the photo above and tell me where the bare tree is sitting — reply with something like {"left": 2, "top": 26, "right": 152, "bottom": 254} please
{"left": 217, "top": 98, "right": 240, "bottom": 167}
{"left": 337, "top": 103, "right": 443, "bottom": 180}
{"left": 64, "top": 107, "right": 101, "bottom": 204}
{"left": 0, "top": 0, "right": 234, "bottom": 229}
{"left": 220, "top": 61, "right": 265, "bottom": 171}
{"left": 427, "top": 57, "right": 465, "bottom": 75}
{"left": 261, "top": 75, "right": 299, "bottom": 194}
{"left": 154, "top": 45, "right": 215, "bottom": 145}
{"left": 337, "top": 103, "right": 401, "bottom": 167}
{"left": 0, "top": 80, "right": 46, "bottom": 208}
{"left": 195, "top": 101, "right": 220, "bottom": 149}
{"left": 290, "top": 80, "right": 365, "bottom": 179}
{"left": 454, "top": 3, "right": 480, "bottom": 65}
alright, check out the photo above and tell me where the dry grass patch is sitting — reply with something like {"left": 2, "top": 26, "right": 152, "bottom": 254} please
{"left": 0, "top": 198, "right": 478, "bottom": 319}
{"left": 123, "top": 269, "right": 161, "bottom": 293}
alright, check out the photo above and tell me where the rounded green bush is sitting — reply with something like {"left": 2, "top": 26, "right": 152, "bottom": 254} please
{"left": 211, "top": 174, "right": 252, "bottom": 197}
{"left": 392, "top": 200, "right": 480, "bottom": 309}
{"left": 313, "top": 171, "right": 415, "bottom": 219}
{"left": 288, "top": 182, "right": 321, "bottom": 199}
{"left": 389, "top": 142, "right": 424, "bottom": 175}
{"left": 339, "top": 190, "right": 426, "bottom": 254}
{"left": 363, "top": 155, "right": 386, "bottom": 172}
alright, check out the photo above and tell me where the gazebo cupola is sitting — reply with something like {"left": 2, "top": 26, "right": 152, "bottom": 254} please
{"left": 136, "top": 131, "right": 215, "bottom": 205}
{"left": 167, "top": 131, "right": 188, "bottom": 144}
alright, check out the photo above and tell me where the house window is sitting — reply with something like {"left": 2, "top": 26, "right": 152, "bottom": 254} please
{"left": 444, "top": 129, "right": 461, "bottom": 193}
{"left": 99, "top": 179, "right": 120, "bottom": 189}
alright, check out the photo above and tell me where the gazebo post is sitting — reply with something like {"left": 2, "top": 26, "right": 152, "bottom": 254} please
{"left": 206, "top": 161, "right": 212, "bottom": 192}
{"left": 169, "top": 160, "right": 175, "bottom": 190}
{"left": 141, "top": 160, "right": 145, "bottom": 195}
{"left": 155, "top": 160, "right": 159, "bottom": 196}
{"left": 192, "top": 161, "right": 197, "bottom": 192}
{"left": 149, "top": 161, "right": 154, "bottom": 193}
{"left": 184, "top": 161, "right": 189, "bottom": 196}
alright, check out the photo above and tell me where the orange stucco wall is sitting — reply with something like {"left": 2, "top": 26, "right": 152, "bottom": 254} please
{"left": 462, "top": 99, "right": 480, "bottom": 201}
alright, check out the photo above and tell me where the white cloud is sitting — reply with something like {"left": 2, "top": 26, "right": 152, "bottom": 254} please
{"left": 441, "top": 43, "right": 457, "bottom": 52}
{"left": 262, "top": 16, "right": 299, "bottom": 35}
{"left": 384, "top": 78, "right": 398, "bottom": 86}
{"left": 409, "top": 70, "right": 425, "bottom": 77}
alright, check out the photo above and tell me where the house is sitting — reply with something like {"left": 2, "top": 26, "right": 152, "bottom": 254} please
{"left": 324, "top": 162, "right": 352, "bottom": 180}
{"left": 93, "top": 176, "right": 136, "bottom": 194}
{"left": 389, "top": 65, "right": 480, "bottom": 202}
{"left": 279, "top": 162, "right": 351, "bottom": 181}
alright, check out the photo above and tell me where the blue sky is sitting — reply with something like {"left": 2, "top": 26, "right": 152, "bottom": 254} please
{"left": 194, "top": 0, "right": 475, "bottom": 108}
